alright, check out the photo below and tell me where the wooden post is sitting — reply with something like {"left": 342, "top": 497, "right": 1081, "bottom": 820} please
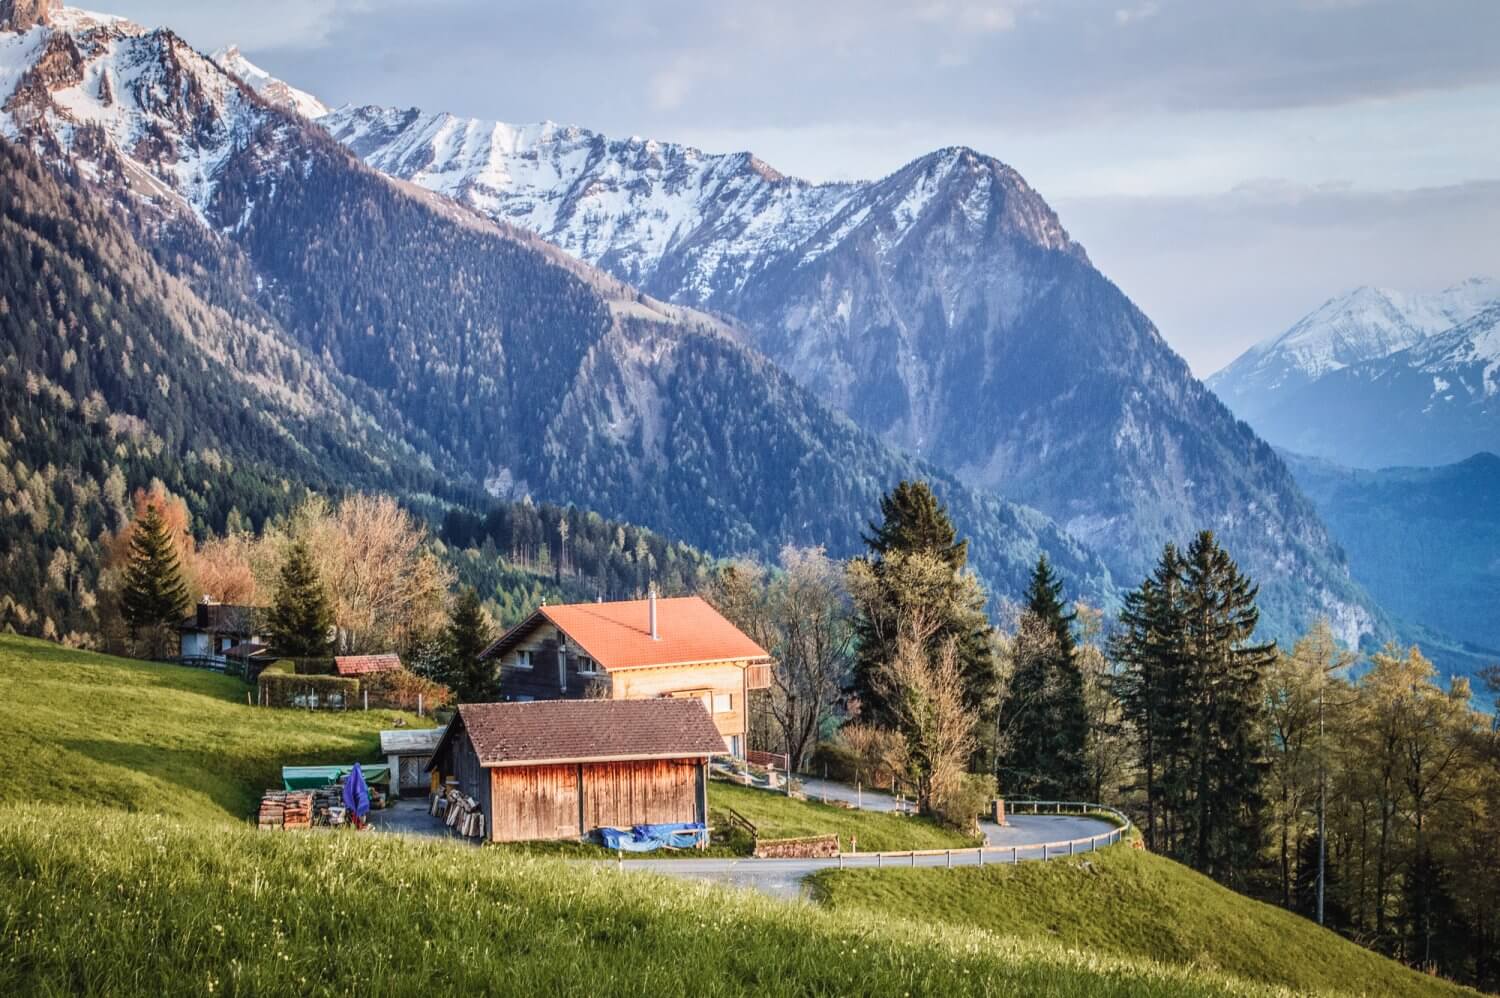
{"left": 856, "top": 781, "right": 861, "bottom": 810}
{"left": 417, "top": 693, "right": 423, "bottom": 717}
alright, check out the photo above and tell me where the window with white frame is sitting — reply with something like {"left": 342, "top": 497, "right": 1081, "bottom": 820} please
{"left": 713, "top": 692, "right": 732, "bottom": 714}
{"left": 514, "top": 649, "right": 533, "bottom": 670}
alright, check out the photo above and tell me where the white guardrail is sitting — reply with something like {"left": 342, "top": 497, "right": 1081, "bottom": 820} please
{"left": 834, "top": 799, "right": 1133, "bottom": 869}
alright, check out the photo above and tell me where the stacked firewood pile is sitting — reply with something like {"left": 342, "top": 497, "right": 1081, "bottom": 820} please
{"left": 432, "top": 787, "right": 485, "bottom": 839}
{"left": 258, "top": 790, "right": 313, "bottom": 830}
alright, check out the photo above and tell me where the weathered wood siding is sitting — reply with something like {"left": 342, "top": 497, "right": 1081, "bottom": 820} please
{"left": 486, "top": 758, "right": 705, "bottom": 842}
{"left": 583, "top": 759, "right": 700, "bottom": 831}
{"left": 489, "top": 764, "right": 581, "bottom": 842}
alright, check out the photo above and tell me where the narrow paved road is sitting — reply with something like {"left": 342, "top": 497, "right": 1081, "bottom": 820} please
{"left": 618, "top": 813, "right": 1119, "bottom": 899}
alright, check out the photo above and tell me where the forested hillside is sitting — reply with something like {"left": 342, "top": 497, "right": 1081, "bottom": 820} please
{"left": 1283, "top": 450, "right": 1500, "bottom": 661}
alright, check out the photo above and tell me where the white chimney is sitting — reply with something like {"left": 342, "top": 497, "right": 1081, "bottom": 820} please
{"left": 648, "top": 585, "right": 659, "bottom": 640}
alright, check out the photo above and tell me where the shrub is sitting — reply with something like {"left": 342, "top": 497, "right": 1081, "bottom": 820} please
{"left": 360, "top": 669, "right": 453, "bottom": 712}
{"left": 933, "top": 772, "right": 997, "bottom": 835}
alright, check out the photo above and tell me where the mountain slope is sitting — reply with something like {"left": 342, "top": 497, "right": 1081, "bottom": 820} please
{"left": 1282, "top": 450, "right": 1500, "bottom": 662}
{"left": 0, "top": 5, "right": 1116, "bottom": 615}
{"left": 316, "top": 98, "right": 1380, "bottom": 643}
{"left": 1210, "top": 280, "right": 1500, "bottom": 468}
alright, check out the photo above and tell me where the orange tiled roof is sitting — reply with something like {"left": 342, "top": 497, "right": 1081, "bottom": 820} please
{"left": 483, "top": 596, "right": 769, "bottom": 671}
{"left": 334, "top": 653, "right": 402, "bottom": 676}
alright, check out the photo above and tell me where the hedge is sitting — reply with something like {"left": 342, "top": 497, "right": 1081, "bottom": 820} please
{"left": 258, "top": 660, "right": 359, "bottom": 709}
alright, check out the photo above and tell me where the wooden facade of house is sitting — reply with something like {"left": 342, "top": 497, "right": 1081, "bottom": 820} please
{"left": 427, "top": 699, "right": 725, "bottom": 843}
{"left": 479, "top": 593, "right": 771, "bottom": 758}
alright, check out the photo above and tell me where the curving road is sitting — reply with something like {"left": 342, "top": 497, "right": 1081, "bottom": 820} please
{"left": 617, "top": 813, "right": 1119, "bottom": 899}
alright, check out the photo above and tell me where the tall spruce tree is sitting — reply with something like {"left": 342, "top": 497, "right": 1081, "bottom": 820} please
{"left": 445, "top": 586, "right": 497, "bottom": 703}
{"left": 1181, "top": 530, "right": 1274, "bottom": 886}
{"left": 266, "top": 539, "right": 334, "bottom": 659}
{"left": 120, "top": 502, "right": 191, "bottom": 658}
{"left": 1111, "top": 543, "right": 1190, "bottom": 852}
{"left": 850, "top": 481, "right": 994, "bottom": 725}
{"left": 1114, "top": 532, "right": 1271, "bottom": 885}
{"left": 1000, "top": 556, "right": 1089, "bottom": 798}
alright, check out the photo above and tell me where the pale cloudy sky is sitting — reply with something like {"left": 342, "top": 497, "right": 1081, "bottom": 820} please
{"left": 115, "top": 0, "right": 1500, "bottom": 374}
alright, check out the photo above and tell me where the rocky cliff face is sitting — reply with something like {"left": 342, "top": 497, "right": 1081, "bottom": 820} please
{"left": 318, "top": 100, "right": 1381, "bottom": 643}
{"left": 0, "top": 0, "right": 57, "bottom": 32}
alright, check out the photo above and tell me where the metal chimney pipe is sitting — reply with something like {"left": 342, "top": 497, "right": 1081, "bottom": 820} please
{"left": 649, "top": 585, "right": 659, "bottom": 640}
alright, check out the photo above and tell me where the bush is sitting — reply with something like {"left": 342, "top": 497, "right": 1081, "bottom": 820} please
{"left": 808, "top": 740, "right": 858, "bottom": 783}
{"left": 360, "top": 669, "right": 453, "bottom": 712}
{"left": 933, "top": 773, "right": 997, "bottom": 835}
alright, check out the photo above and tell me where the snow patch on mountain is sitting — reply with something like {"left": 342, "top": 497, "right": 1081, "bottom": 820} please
{"left": 1211, "top": 277, "right": 1500, "bottom": 392}
{"left": 0, "top": 12, "right": 297, "bottom": 224}
{"left": 210, "top": 44, "right": 327, "bottom": 120}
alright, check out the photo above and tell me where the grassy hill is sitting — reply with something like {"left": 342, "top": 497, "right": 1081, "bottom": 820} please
{"left": 809, "top": 841, "right": 1470, "bottom": 997}
{"left": 0, "top": 635, "right": 427, "bottom": 822}
{"left": 0, "top": 636, "right": 1473, "bottom": 996}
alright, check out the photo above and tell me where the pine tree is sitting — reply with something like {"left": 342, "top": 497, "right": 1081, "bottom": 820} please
{"left": 1000, "top": 556, "right": 1089, "bottom": 798}
{"left": 850, "top": 481, "right": 994, "bottom": 726}
{"left": 120, "top": 502, "right": 190, "bottom": 658}
{"left": 862, "top": 480, "right": 968, "bottom": 569}
{"left": 1180, "top": 530, "right": 1274, "bottom": 885}
{"left": 445, "top": 586, "right": 497, "bottom": 703}
{"left": 1112, "top": 543, "right": 1189, "bottom": 852}
{"left": 265, "top": 539, "right": 334, "bottom": 659}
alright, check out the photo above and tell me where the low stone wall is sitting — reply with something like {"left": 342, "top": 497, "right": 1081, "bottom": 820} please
{"left": 753, "top": 834, "right": 840, "bottom": 859}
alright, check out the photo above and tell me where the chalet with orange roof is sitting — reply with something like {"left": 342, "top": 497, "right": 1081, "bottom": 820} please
{"left": 478, "top": 591, "right": 771, "bottom": 757}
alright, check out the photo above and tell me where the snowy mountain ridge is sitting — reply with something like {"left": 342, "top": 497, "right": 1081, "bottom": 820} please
{"left": 318, "top": 103, "right": 1080, "bottom": 308}
{"left": 1209, "top": 280, "right": 1500, "bottom": 468}
{"left": 1210, "top": 277, "right": 1500, "bottom": 394}
{"left": 0, "top": 4, "right": 297, "bottom": 225}
{"left": 210, "top": 44, "right": 328, "bottom": 120}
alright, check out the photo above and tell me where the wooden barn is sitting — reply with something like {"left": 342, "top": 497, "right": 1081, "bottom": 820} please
{"left": 427, "top": 698, "right": 728, "bottom": 843}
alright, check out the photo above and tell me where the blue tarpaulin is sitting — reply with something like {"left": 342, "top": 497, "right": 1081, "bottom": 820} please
{"left": 342, "top": 762, "right": 370, "bottom": 819}
{"left": 597, "top": 822, "right": 707, "bottom": 852}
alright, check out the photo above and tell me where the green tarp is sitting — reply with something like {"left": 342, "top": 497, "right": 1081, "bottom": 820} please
{"left": 281, "top": 764, "right": 391, "bottom": 790}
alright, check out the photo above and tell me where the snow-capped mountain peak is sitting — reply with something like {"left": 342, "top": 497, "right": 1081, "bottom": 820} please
{"left": 1209, "top": 278, "right": 1500, "bottom": 467}
{"left": 1215, "top": 277, "right": 1500, "bottom": 388}
{"left": 210, "top": 43, "right": 328, "bottom": 120}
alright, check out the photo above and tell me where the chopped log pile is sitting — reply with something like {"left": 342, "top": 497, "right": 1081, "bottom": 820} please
{"left": 258, "top": 790, "right": 313, "bottom": 830}
{"left": 257, "top": 785, "right": 384, "bottom": 830}
{"left": 432, "top": 786, "right": 485, "bottom": 839}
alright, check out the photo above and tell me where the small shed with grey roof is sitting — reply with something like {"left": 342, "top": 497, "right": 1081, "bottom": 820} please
{"left": 427, "top": 699, "right": 727, "bottom": 843}
{"left": 380, "top": 726, "right": 446, "bottom": 797}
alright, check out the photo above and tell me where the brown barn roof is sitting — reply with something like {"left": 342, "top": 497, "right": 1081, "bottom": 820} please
{"left": 480, "top": 596, "right": 768, "bottom": 670}
{"left": 334, "top": 653, "right": 402, "bottom": 676}
{"left": 444, "top": 698, "right": 727, "bottom": 767}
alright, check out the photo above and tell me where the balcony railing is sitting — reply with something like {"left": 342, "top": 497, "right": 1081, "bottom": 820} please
{"left": 746, "top": 662, "right": 771, "bottom": 690}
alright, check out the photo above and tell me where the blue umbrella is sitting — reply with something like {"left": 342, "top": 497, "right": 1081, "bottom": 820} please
{"left": 342, "top": 762, "right": 370, "bottom": 820}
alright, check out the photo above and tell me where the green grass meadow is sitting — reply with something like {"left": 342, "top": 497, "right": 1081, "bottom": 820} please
{"left": 0, "top": 635, "right": 1474, "bottom": 996}
{"left": 809, "top": 839, "right": 1470, "bottom": 997}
